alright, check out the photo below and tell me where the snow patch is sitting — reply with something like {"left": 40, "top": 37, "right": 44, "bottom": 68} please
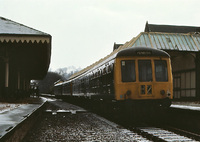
{"left": 171, "top": 104, "right": 200, "bottom": 111}
{"left": 0, "top": 103, "right": 22, "bottom": 113}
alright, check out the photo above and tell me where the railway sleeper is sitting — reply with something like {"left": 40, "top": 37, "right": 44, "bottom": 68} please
{"left": 133, "top": 127, "right": 197, "bottom": 142}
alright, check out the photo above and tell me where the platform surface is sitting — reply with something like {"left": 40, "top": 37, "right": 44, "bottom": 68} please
{"left": 0, "top": 97, "right": 47, "bottom": 138}
{"left": 171, "top": 101, "right": 200, "bottom": 111}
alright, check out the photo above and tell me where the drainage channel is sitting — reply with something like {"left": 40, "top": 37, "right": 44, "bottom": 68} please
{"left": 134, "top": 127, "right": 198, "bottom": 142}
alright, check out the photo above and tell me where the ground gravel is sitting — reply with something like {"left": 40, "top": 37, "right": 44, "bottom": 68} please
{"left": 22, "top": 101, "right": 150, "bottom": 142}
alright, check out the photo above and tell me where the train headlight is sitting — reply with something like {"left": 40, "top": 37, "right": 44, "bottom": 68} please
{"left": 124, "top": 90, "right": 131, "bottom": 99}
{"left": 126, "top": 90, "right": 131, "bottom": 96}
{"left": 160, "top": 90, "right": 165, "bottom": 95}
{"left": 167, "top": 90, "right": 171, "bottom": 97}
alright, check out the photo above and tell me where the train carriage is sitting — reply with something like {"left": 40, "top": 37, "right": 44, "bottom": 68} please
{"left": 54, "top": 46, "right": 173, "bottom": 107}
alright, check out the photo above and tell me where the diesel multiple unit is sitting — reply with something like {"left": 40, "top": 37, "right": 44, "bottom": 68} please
{"left": 54, "top": 47, "right": 173, "bottom": 107}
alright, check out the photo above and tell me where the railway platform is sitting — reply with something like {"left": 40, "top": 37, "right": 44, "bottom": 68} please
{"left": 0, "top": 97, "right": 48, "bottom": 142}
{"left": 171, "top": 101, "right": 200, "bottom": 111}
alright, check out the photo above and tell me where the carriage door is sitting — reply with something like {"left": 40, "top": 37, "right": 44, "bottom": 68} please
{"left": 138, "top": 60, "right": 153, "bottom": 95}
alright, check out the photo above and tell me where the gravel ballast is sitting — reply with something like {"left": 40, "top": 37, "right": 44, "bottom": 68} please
{"left": 22, "top": 100, "right": 150, "bottom": 142}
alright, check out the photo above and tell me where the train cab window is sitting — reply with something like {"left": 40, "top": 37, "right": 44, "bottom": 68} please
{"left": 138, "top": 60, "right": 152, "bottom": 82}
{"left": 121, "top": 60, "right": 136, "bottom": 82}
{"left": 154, "top": 60, "right": 168, "bottom": 82}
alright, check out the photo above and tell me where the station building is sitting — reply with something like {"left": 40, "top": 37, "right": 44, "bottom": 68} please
{"left": 0, "top": 17, "right": 51, "bottom": 99}
{"left": 115, "top": 22, "right": 200, "bottom": 100}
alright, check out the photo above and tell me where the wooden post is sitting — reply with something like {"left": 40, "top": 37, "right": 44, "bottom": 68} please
{"left": 18, "top": 70, "right": 20, "bottom": 89}
{"left": 5, "top": 59, "right": 9, "bottom": 88}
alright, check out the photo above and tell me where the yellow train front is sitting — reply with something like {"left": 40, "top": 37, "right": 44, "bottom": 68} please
{"left": 114, "top": 47, "right": 173, "bottom": 107}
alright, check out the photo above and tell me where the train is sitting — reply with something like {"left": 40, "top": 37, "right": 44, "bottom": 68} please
{"left": 54, "top": 46, "right": 173, "bottom": 108}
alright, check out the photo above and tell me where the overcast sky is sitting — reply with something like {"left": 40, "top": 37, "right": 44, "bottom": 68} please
{"left": 1, "top": 0, "right": 200, "bottom": 71}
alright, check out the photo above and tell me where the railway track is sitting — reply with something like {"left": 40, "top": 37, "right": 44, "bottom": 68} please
{"left": 133, "top": 127, "right": 198, "bottom": 142}
{"left": 92, "top": 104, "right": 200, "bottom": 141}
{"left": 62, "top": 97, "right": 200, "bottom": 141}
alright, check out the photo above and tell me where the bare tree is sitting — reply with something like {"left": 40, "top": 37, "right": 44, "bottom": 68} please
{"left": 56, "top": 66, "right": 81, "bottom": 80}
{"left": 37, "top": 72, "right": 63, "bottom": 94}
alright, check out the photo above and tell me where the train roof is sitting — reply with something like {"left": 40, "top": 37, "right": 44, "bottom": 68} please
{"left": 116, "top": 47, "right": 170, "bottom": 57}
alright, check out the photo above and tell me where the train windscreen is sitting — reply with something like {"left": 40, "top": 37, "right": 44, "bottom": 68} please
{"left": 154, "top": 60, "right": 168, "bottom": 82}
{"left": 121, "top": 60, "right": 136, "bottom": 82}
{"left": 138, "top": 60, "right": 152, "bottom": 82}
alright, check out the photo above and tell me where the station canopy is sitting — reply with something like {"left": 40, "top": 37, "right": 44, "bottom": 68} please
{"left": 69, "top": 24, "right": 200, "bottom": 80}
{"left": 128, "top": 32, "right": 200, "bottom": 52}
{"left": 0, "top": 17, "right": 51, "bottom": 79}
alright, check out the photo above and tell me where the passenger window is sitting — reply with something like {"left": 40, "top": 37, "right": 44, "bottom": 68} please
{"left": 121, "top": 60, "right": 136, "bottom": 82}
{"left": 154, "top": 60, "right": 168, "bottom": 82}
{"left": 138, "top": 60, "right": 152, "bottom": 82}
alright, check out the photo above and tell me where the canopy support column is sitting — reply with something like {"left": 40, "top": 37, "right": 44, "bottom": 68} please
{"left": 5, "top": 59, "right": 9, "bottom": 88}
{"left": 17, "top": 70, "right": 20, "bottom": 90}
